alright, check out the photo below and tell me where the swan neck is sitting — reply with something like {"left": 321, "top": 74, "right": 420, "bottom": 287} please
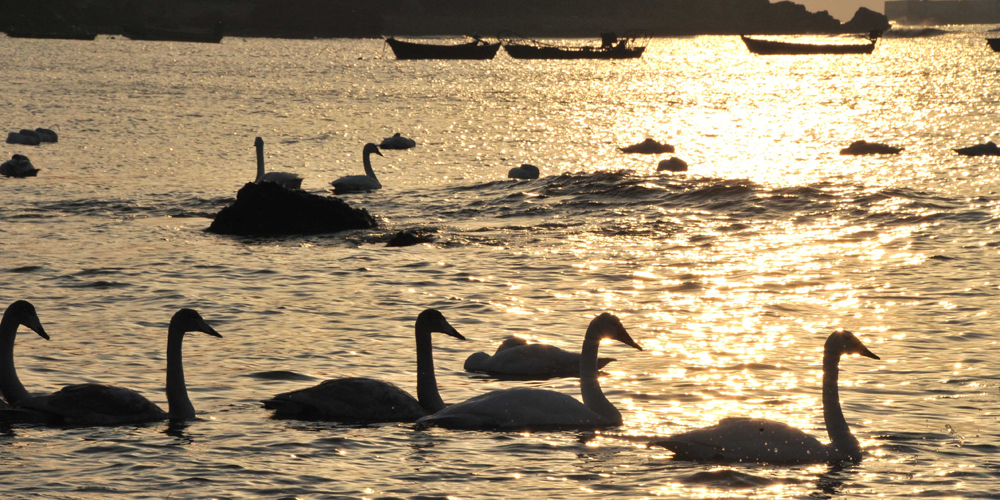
{"left": 363, "top": 151, "right": 378, "bottom": 181}
{"left": 166, "top": 327, "right": 195, "bottom": 419}
{"left": 580, "top": 333, "right": 621, "bottom": 425}
{"left": 822, "top": 349, "right": 861, "bottom": 460}
{"left": 255, "top": 144, "right": 265, "bottom": 181}
{"left": 415, "top": 330, "right": 444, "bottom": 412}
{"left": 0, "top": 315, "right": 29, "bottom": 405}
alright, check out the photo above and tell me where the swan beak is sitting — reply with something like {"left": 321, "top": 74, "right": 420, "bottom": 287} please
{"left": 197, "top": 319, "right": 223, "bottom": 338}
{"left": 442, "top": 322, "right": 465, "bottom": 341}
{"left": 374, "top": 149, "right": 384, "bottom": 157}
{"left": 617, "top": 327, "right": 642, "bottom": 351}
{"left": 858, "top": 344, "right": 878, "bottom": 360}
{"left": 25, "top": 315, "right": 49, "bottom": 340}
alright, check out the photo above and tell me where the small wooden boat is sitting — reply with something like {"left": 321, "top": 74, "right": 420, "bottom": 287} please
{"left": 987, "top": 38, "right": 1000, "bottom": 52}
{"left": 122, "top": 23, "right": 224, "bottom": 43}
{"left": 499, "top": 30, "right": 651, "bottom": 60}
{"left": 385, "top": 36, "right": 500, "bottom": 60}
{"left": 741, "top": 32, "right": 879, "bottom": 55}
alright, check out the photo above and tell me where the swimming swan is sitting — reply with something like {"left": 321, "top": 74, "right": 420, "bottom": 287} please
{"left": 0, "top": 301, "right": 49, "bottom": 406}
{"left": 6, "top": 309, "right": 221, "bottom": 425}
{"left": 507, "top": 164, "right": 539, "bottom": 180}
{"left": 417, "top": 313, "right": 641, "bottom": 430}
{"left": 254, "top": 137, "right": 303, "bottom": 189}
{"left": 330, "top": 143, "right": 383, "bottom": 194}
{"left": 648, "top": 329, "right": 879, "bottom": 464}
{"left": 261, "top": 308, "right": 464, "bottom": 422}
{"left": 464, "top": 336, "right": 615, "bottom": 378}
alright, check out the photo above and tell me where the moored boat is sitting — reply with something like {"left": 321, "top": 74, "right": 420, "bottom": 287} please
{"left": 385, "top": 36, "right": 500, "bottom": 60}
{"left": 499, "top": 30, "right": 651, "bottom": 60}
{"left": 741, "top": 32, "right": 879, "bottom": 55}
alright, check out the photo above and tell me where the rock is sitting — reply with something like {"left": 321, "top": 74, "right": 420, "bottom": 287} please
{"left": 0, "top": 154, "right": 40, "bottom": 177}
{"left": 955, "top": 142, "right": 1000, "bottom": 157}
{"left": 657, "top": 157, "right": 688, "bottom": 172}
{"left": 508, "top": 164, "right": 540, "bottom": 179}
{"left": 35, "top": 128, "right": 58, "bottom": 143}
{"left": 839, "top": 140, "right": 903, "bottom": 155}
{"left": 386, "top": 229, "right": 436, "bottom": 247}
{"left": 619, "top": 138, "right": 674, "bottom": 154}
{"left": 208, "top": 182, "right": 377, "bottom": 236}
{"left": 378, "top": 133, "right": 416, "bottom": 149}
{"left": 841, "top": 7, "right": 891, "bottom": 34}
{"left": 6, "top": 132, "right": 40, "bottom": 146}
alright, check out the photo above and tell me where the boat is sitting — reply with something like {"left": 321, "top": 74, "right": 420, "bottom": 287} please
{"left": 121, "top": 23, "right": 224, "bottom": 43}
{"left": 741, "top": 32, "right": 880, "bottom": 55}
{"left": 499, "top": 30, "right": 651, "bottom": 60}
{"left": 987, "top": 38, "right": 1000, "bottom": 52}
{"left": 385, "top": 36, "right": 500, "bottom": 60}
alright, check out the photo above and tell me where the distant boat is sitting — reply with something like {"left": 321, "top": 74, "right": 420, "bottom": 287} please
{"left": 385, "top": 36, "right": 500, "bottom": 60}
{"left": 741, "top": 32, "right": 879, "bottom": 55}
{"left": 987, "top": 38, "right": 1000, "bottom": 52}
{"left": 121, "top": 23, "right": 224, "bottom": 43}
{"left": 499, "top": 30, "right": 651, "bottom": 60}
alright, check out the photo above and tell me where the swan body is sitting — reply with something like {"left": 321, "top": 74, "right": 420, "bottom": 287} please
{"left": 5, "top": 131, "right": 40, "bottom": 146}
{"left": 954, "top": 141, "right": 1000, "bottom": 157}
{"left": 0, "top": 301, "right": 49, "bottom": 406}
{"left": 0, "top": 154, "right": 40, "bottom": 178}
{"left": 35, "top": 128, "right": 58, "bottom": 143}
{"left": 254, "top": 137, "right": 303, "bottom": 189}
{"left": 5, "top": 309, "right": 221, "bottom": 425}
{"left": 619, "top": 138, "right": 674, "bottom": 154}
{"left": 262, "top": 308, "right": 464, "bottom": 422}
{"left": 507, "top": 164, "right": 539, "bottom": 180}
{"left": 649, "top": 330, "right": 879, "bottom": 464}
{"left": 378, "top": 133, "right": 416, "bottom": 150}
{"left": 418, "top": 313, "right": 641, "bottom": 431}
{"left": 331, "top": 143, "right": 383, "bottom": 194}
{"left": 464, "top": 336, "right": 615, "bottom": 378}
{"left": 657, "top": 157, "right": 688, "bottom": 172}
{"left": 839, "top": 140, "right": 902, "bottom": 155}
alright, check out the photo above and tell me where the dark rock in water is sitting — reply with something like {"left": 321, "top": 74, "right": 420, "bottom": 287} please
{"left": 955, "top": 142, "right": 1000, "bottom": 157}
{"left": 35, "top": 128, "right": 58, "bottom": 143}
{"left": 840, "top": 140, "right": 903, "bottom": 155}
{"left": 208, "top": 182, "right": 377, "bottom": 236}
{"left": 6, "top": 132, "right": 40, "bottom": 146}
{"left": 657, "top": 157, "right": 688, "bottom": 172}
{"left": 840, "top": 7, "right": 891, "bottom": 33}
{"left": 386, "top": 229, "right": 436, "bottom": 247}
{"left": 620, "top": 138, "right": 675, "bottom": 154}
{"left": 0, "top": 154, "right": 40, "bottom": 177}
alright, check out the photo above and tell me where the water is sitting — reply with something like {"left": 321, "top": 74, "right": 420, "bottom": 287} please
{"left": 1, "top": 28, "right": 1000, "bottom": 499}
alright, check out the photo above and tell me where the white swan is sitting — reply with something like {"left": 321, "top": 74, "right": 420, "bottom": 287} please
{"left": 330, "top": 143, "right": 383, "bottom": 194}
{"left": 262, "top": 308, "right": 464, "bottom": 422}
{"left": 4, "top": 309, "right": 221, "bottom": 425}
{"left": 417, "top": 312, "right": 641, "bottom": 430}
{"left": 507, "top": 164, "right": 539, "bottom": 180}
{"left": 464, "top": 336, "right": 615, "bottom": 378}
{"left": 0, "top": 301, "right": 49, "bottom": 407}
{"left": 254, "top": 137, "right": 303, "bottom": 189}
{"left": 648, "top": 329, "right": 879, "bottom": 464}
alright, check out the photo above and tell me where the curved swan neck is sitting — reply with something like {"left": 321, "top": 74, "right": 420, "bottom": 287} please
{"left": 362, "top": 150, "right": 378, "bottom": 181}
{"left": 822, "top": 349, "right": 861, "bottom": 460}
{"left": 166, "top": 327, "right": 195, "bottom": 419}
{"left": 415, "top": 330, "right": 444, "bottom": 412}
{"left": 580, "top": 332, "right": 621, "bottom": 424}
{"left": 0, "top": 314, "right": 29, "bottom": 405}
{"left": 255, "top": 142, "right": 266, "bottom": 182}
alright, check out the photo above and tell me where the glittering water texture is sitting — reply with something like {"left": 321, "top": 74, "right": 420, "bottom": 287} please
{"left": 2, "top": 27, "right": 1000, "bottom": 499}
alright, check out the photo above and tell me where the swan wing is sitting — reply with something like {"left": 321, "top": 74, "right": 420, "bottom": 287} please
{"left": 649, "top": 417, "right": 832, "bottom": 463}
{"left": 258, "top": 172, "right": 303, "bottom": 190}
{"left": 417, "top": 387, "right": 609, "bottom": 430}
{"left": 262, "top": 377, "right": 426, "bottom": 422}
{"left": 473, "top": 345, "right": 615, "bottom": 377}
{"left": 17, "top": 383, "right": 166, "bottom": 425}
{"left": 331, "top": 175, "right": 381, "bottom": 193}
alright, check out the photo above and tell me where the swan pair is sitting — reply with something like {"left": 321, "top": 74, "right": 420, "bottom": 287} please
{"left": 252, "top": 139, "right": 385, "bottom": 194}
{"left": 0, "top": 301, "right": 221, "bottom": 425}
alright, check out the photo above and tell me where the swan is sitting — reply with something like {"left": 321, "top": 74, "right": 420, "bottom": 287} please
{"left": 330, "top": 143, "right": 383, "bottom": 194}
{"left": 378, "top": 133, "right": 416, "bottom": 150}
{"left": 0, "top": 154, "right": 40, "bottom": 178}
{"left": 464, "top": 336, "right": 615, "bottom": 378}
{"left": 254, "top": 137, "right": 303, "bottom": 189}
{"left": 507, "top": 164, "right": 539, "bottom": 180}
{"left": 262, "top": 308, "right": 464, "bottom": 422}
{"left": 417, "top": 312, "right": 641, "bottom": 430}
{"left": 648, "top": 329, "right": 879, "bottom": 464}
{"left": 4, "top": 309, "right": 221, "bottom": 425}
{"left": 619, "top": 138, "right": 674, "bottom": 154}
{"left": 0, "top": 301, "right": 49, "bottom": 406}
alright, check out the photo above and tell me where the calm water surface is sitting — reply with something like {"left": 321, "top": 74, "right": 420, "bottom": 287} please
{"left": 1, "top": 28, "right": 1000, "bottom": 499}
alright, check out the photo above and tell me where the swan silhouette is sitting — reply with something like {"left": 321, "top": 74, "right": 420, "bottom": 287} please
{"left": 262, "top": 308, "right": 464, "bottom": 422}
{"left": 0, "top": 301, "right": 49, "bottom": 407}
{"left": 378, "top": 133, "right": 416, "bottom": 150}
{"left": 464, "top": 336, "right": 615, "bottom": 378}
{"left": 417, "top": 312, "right": 641, "bottom": 430}
{"left": 330, "top": 143, "right": 383, "bottom": 194}
{"left": 1, "top": 154, "right": 40, "bottom": 178}
{"left": 254, "top": 137, "right": 303, "bottom": 189}
{"left": 648, "top": 329, "right": 879, "bottom": 464}
{"left": 507, "top": 164, "right": 539, "bottom": 180}
{"left": 4, "top": 309, "right": 221, "bottom": 425}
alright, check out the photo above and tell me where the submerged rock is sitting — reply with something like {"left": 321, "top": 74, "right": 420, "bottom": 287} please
{"left": 620, "top": 138, "right": 674, "bottom": 154}
{"left": 0, "top": 154, "right": 40, "bottom": 177}
{"left": 657, "top": 157, "right": 688, "bottom": 172}
{"left": 839, "top": 140, "right": 903, "bottom": 155}
{"left": 955, "top": 142, "right": 1000, "bottom": 157}
{"left": 208, "top": 182, "right": 376, "bottom": 236}
{"left": 386, "top": 229, "right": 436, "bottom": 247}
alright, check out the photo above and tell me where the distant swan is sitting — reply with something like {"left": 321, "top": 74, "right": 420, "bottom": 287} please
{"left": 417, "top": 313, "right": 641, "bottom": 430}
{"left": 254, "top": 137, "right": 303, "bottom": 189}
{"left": 0, "top": 301, "right": 50, "bottom": 407}
{"left": 262, "top": 308, "right": 464, "bottom": 422}
{"left": 5, "top": 309, "right": 221, "bottom": 425}
{"left": 379, "top": 133, "right": 416, "bottom": 150}
{"left": 1, "top": 154, "right": 40, "bottom": 178}
{"left": 648, "top": 330, "right": 879, "bottom": 464}
{"left": 464, "top": 336, "right": 615, "bottom": 378}
{"left": 330, "top": 143, "right": 383, "bottom": 194}
{"left": 507, "top": 164, "right": 539, "bottom": 180}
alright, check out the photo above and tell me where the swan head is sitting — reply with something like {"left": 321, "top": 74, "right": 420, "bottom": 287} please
{"left": 4, "top": 300, "right": 49, "bottom": 340}
{"left": 254, "top": 137, "right": 264, "bottom": 149}
{"left": 363, "top": 143, "right": 383, "bottom": 158}
{"left": 464, "top": 351, "right": 490, "bottom": 371}
{"left": 826, "top": 330, "right": 878, "bottom": 360}
{"left": 590, "top": 313, "right": 641, "bottom": 350}
{"left": 170, "top": 309, "right": 222, "bottom": 338}
{"left": 415, "top": 308, "right": 464, "bottom": 340}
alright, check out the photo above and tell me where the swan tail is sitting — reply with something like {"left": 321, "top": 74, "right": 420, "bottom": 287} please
{"left": 415, "top": 413, "right": 497, "bottom": 430}
{"left": 0, "top": 407, "right": 58, "bottom": 424}
{"left": 261, "top": 398, "right": 314, "bottom": 417}
{"left": 648, "top": 439, "right": 725, "bottom": 461}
